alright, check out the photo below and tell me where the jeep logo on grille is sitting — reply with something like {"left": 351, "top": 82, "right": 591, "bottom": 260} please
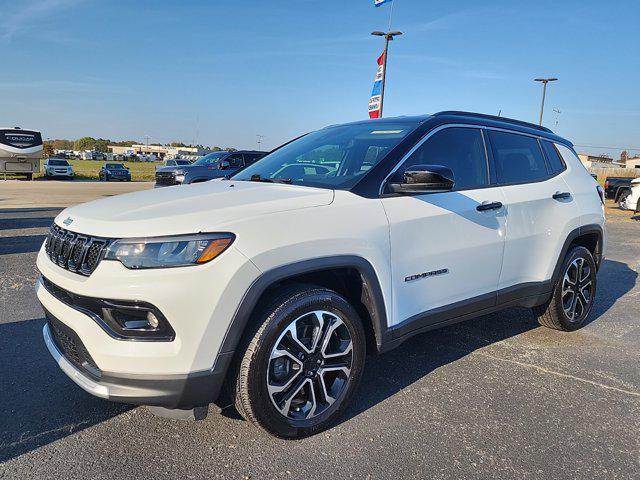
{"left": 63, "top": 217, "right": 73, "bottom": 226}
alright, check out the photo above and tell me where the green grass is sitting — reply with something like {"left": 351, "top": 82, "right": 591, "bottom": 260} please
{"left": 35, "top": 159, "right": 157, "bottom": 181}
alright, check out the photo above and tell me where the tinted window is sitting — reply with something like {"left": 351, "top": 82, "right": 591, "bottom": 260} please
{"left": 398, "top": 127, "right": 488, "bottom": 190}
{"left": 227, "top": 154, "right": 244, "bottom": 168}
{"left": 489, "top": 131, "right": 548, "bottom": 184}
{"left": 244, "top": 153, "right": 263, "bottom": 164}
{"left": 541, "top": 140, "right": 565, "bottom": 174}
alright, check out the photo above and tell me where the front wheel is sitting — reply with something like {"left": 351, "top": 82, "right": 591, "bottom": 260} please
{"left": 231, "top": 285, "right": 366, "bottom": 439}
{"left": 533, "top": 246, "right": 597, "bottom": 331}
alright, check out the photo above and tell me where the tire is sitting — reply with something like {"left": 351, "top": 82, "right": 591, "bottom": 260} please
{"left": 231, "top": 284, "right": 366, "bottom": 439}
{"left": 618, "top": 190, "right": 630, "bottom": 208}
{"left": 25, "top": 173, "right": 33, "bottom": 181}
{"left": 533, "top": 246, "right": 597, "bottom": 331}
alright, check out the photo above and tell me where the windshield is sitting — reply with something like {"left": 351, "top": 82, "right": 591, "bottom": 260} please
{"left": 48, "top": 159, "right": 69, "bottom": 166}
{"left": 175, "top": 159, "right": 191, "bottom": 165}
{"left": 106, "top": 163, "right": 124, "bottom": 169}
{"left": 193, "top": 152, "right": 229, "bottom": 166}
{"left": 231, "top": 122, "right": 415, "bottom": 189}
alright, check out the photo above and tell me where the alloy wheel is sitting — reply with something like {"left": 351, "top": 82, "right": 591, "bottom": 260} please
{"left": 267, "top": 310, "right": 353, "bottom": 420}
{"left": 561, "top": 257, "right": 593, "bottom": 322}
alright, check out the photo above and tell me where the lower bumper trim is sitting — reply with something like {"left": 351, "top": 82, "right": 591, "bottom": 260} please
{"left": 43, "top": 323, "right": 231, "bottom": 408}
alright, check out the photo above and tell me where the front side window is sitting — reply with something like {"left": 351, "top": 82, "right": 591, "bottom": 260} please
{"left": 489, "top": 131, "right": 549, "bottom": 184}
{"left": 227, "top": 154, "right": 244, "bottom": 168}
{"left": 395, "top": 127, "right": 488, "bottom": 190}
{"left": 232, "top": 122, "right": 416, "bottom": 189}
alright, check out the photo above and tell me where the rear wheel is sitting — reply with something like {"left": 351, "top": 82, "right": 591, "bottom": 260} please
{"left": 533, "top": 246, "right": 597, "bottom": 331}
{"left": 231, "top": 285, "right": 366, "bottom": 439}
{"left": 25, "top": 173, "right": 33, "bottom": 181}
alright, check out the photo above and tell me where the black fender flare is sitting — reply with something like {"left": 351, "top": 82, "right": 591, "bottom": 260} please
{"left": 214, "top": 255, "right": 389, "bottom": 374}
{"left": 551, "top": 223, "right": 604, "bottom": 285}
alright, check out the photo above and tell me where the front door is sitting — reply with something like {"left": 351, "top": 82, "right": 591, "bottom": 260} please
{"left": 381, "top": 126, "right": 506, "bottom": 330}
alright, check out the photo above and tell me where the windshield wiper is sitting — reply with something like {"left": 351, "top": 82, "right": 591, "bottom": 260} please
{"left": 248, "top": 174, "right": 292, "bottom": 184}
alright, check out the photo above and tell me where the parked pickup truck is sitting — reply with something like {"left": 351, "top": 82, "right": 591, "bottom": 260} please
{"left": 604, "top": 177, "right": 632, "bottom": 202}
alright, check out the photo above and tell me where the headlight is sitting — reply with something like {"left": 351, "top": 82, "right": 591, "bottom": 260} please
{"left": 175, "top": 174, "right": 185, "bottom": 183}
{"left": 104, "top": 233, "right": 234, "bottom": 269}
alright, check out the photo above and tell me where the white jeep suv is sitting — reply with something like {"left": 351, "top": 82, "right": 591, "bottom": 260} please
{"left": 37, "top": 112, "right": 606, "bottom": 438}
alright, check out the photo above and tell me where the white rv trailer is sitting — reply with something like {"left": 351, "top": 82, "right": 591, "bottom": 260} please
{"left": 0, "top": 127, "right": 43, "bottom": 180}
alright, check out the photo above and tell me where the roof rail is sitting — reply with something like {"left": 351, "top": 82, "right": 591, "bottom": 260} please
{"left": 434, "top": 111, "right": 553, "bottom": 133}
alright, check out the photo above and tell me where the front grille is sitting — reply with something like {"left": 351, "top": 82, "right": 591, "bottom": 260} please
{"left": 46, "top": 311, "right": 101, "bottom": 378}
{"left": 155, "top": 171, "right": 176, "bottom": 186}
{"left": 44, "top": 225, "right": 110, "bottom": 276}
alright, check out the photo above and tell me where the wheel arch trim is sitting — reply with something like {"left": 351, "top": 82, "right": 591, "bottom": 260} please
{"left": 551, "top": 223, "right": 604, "bottom": 284}
{"left": 216, "top": 255, "right": 389, "bottom": 365}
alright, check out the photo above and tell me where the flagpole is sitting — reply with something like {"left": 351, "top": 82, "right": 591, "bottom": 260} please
{"left": 388, "top": 0, "right": 395, "bottom": 31}
{"left": 371, "top": 1, "right": 401, "bottom": 119}
{"left": 380, "top": 35, "right": 390, "bottom": 118}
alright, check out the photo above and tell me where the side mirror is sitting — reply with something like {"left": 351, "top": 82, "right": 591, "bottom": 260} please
{"left": 389, "top": 164, "right": 455, "bottom": 194}
{"left": 219, "top": 160, "right": 231, "bottom": 170}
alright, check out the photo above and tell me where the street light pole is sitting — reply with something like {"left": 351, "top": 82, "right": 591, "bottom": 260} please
{"left": 534, "top": 77, "right": 558, "bottom": 126}
{"left": 372, "top": 30, "right": 402, "bottom": 118}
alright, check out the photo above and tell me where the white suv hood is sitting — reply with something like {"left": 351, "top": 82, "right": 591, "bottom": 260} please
{"left": 55, "top": 181, "right": 335, "bottom": 238}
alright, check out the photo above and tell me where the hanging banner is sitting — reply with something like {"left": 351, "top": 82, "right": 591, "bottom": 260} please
{"left": 368, "top": 52, "right": 385, "bottom": 119}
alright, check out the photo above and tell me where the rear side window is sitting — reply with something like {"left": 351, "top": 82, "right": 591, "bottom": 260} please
{"left": 488, "top": 131, "right": 549, "bottom": 184}
{"left": 399, "top": 127, "right": 488, "bottom": 190}
{"left": 540, "top": 140, "right": 565, "bottom": 174}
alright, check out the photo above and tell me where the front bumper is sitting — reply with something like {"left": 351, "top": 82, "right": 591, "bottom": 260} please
{"left": 43, "top": 321, "right": 229, "bottom": 408}
{"left": 36, "top": 240, "right": 261, "bottom": 406}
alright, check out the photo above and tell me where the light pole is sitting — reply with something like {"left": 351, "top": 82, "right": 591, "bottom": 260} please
{"left": 372, "top": 30, "right": 402, "bottom": 118}
{"left": 534, "top": 77, "right": 558, "bottom": 126}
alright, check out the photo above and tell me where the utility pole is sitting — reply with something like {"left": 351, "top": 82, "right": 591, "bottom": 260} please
{"left": 534, "top": 77, "right": 558, "bottom": 125}
{"left": 371, "top": 31, "right": 402, "bottom": 117}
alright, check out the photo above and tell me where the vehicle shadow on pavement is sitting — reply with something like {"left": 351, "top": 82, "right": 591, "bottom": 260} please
{"left": 0, "top": 318, "right": 131, "bottom": 463}
{"left": 338, "top": 258, "right": 636, "bottom": 426}
{"left": 0, "top": 208, "right": 59, "bottom": 256}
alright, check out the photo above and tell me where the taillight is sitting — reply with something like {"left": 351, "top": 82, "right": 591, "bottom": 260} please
{"left": 604, "top": 180, "right": 609, "bottom": 189}
{"left": 596, "top": 185, "right": 605, "bottom": 205}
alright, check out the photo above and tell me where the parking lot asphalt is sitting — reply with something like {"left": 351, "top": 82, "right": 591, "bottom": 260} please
{"left": 0, "top": 186, "right": 639, "bottom": 479}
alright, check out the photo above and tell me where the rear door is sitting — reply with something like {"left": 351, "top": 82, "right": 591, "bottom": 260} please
{"left": 486, "top": 130, "right": 580, "bottom": 297}
{"left": 381, "top": 126, "right": 507, "bottom": 329}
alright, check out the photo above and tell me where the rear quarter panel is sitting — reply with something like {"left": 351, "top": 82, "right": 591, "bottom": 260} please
{"left": 555, "top": 144, "right": 606, "bottom": 254}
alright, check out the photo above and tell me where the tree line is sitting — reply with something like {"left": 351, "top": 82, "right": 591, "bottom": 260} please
{"left": 43, "top": 137, "right": 237, "bottom": 157}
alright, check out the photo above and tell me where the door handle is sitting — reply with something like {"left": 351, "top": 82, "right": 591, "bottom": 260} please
{"left": 476, "top": 201, "right": 503, "bottom": 212}
{"left": 552, "top": 191, "right": 572, "bottom": 200}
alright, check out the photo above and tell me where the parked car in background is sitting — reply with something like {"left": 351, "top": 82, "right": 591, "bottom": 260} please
{"left": 43, "top": 158, "right": 74, "bottom": 179}
{"left": 38, "top": 112, "right": 605, "bottom": 438}
{"left": 99, "top": 163, "right": 131, "bottom": 182}
{"left": 155, "top": 150, "right": 267, "bottom": 187}
{"left": 0, "top": 127, "right": 43, "bottom": 180}
{"left": 604, "top": 176, "right": 632, "bottom": 201}
{"left": 164, "top": 158, "right": 193, "bottom": 167}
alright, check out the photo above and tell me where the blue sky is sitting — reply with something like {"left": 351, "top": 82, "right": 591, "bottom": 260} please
{"left": 1, "top": 0, "right": 638, "bottom": 156}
